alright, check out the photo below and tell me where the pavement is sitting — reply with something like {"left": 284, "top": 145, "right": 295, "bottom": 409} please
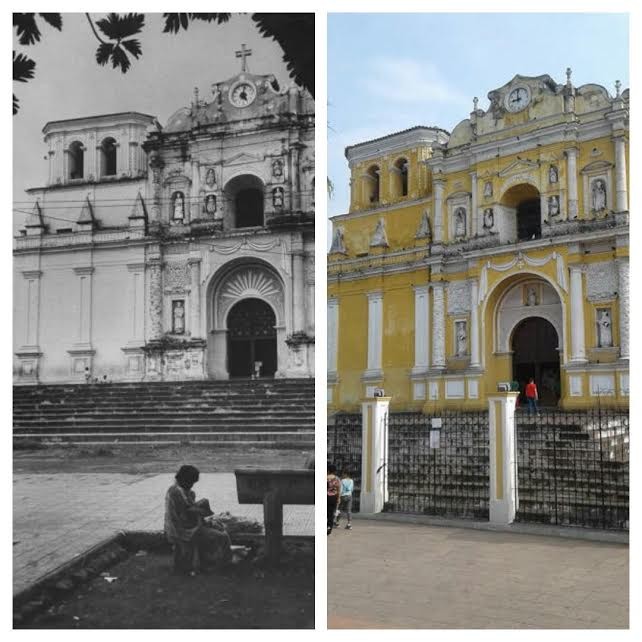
{"left": 328, "top": 519, "right": 628, "bottom": 629}
{"left": 13, "top": 472, "right": 314, "bottom": 595}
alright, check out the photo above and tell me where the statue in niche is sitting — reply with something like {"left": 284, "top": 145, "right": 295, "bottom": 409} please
{"left": 526, "top": 285, "right": 539, "bottom": 307}
{"left": 205, "top": 168, "right": 216, "bottom": 188}
{"left": 272, "top": 158, "right": 284, "bottom": 180}
{"left": 483, "top": 181, "right": 493, "bottom": 198}
{"left": 370, "top": 217, "right": 388, "bottom": 247}
{"left": 549, "top": 165, "right": 559, "bottom": 184}
{"left": 172, "top": 300, "right": 185, "bottom": 334}
{"left": 205, "top": 194, "right": 217, "bottom": 216}
{"left": 454, "top": 207, "right": 466, "bottom": 238}
{"left": 597, "top": 309, "right": 613, "bottom": 347}
{"left": 591, "top": 178, "right": 607, "bottom": 211}
{"left": 330, "top": 226, "right": 346, "bottom": 254}
{"left": 172, "top": 191, "right": 185, "bottom": 220}
{"left": 272, "top": 186, "right": 284, "bottom": 209}
{"left": 455, "top": 321, "right": 467, "bottom": 357}
{"left": 483, "top": 207, "right": 494, "bottom": 230}
{"left": 548, "top": 195, "right": 560, "bottom": 218}
{"left": 416, "top": 210, "right": 432, "bottom": 239}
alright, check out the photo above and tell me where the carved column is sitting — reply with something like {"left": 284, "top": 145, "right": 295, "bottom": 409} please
{"left": 431, "top": 282, "right": 446, "bottom": 369}
{"left": 412, "top": 285, "right": 430, "bottom": 373}
{"left": 327, "top": 297, "right": 339, "bottom": 375}
{"left": 569, "top": 264, "right": 587, "bottom": 363}
{"left": 613, "top": 135, "right": 628, "bottom": 212}
{"left": 432, "top": 179, "right": 445, "bottom": 242}
{"left": 22, "top": 270, "right": 42, "bottom": 348}
{"left": 149, "top": 154, "right": 164, "bottom": 223}
{"left": 291, "top": 246, "right": 305, "bottom": 333}
{"left": 565, "top": 147, "right": 579, "bottom": 218}
{"left": 366, "top": 291, "right": 383, "bottom": 376}
{"left": 470, "top": 279, "right": 481, "bottom": 368}
{"left": 188, "top": 258, "right": 202, "bottom": 339}
{"left": 127, "top": 263, "right": 145, "bottom": 343}
{"left": 147, "top": 258, "right": 163, "bottom": 340}
{"left": 73, "top": 267, "right": 94, "bottom": 347}
{"left": 617, "top": 257, "right": 629, "bottom": 360}
{"left": 470, "top": 171, "right": 478, "bottom": 236}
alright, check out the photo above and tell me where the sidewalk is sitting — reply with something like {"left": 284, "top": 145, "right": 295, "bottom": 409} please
{"left": 328, "top": 520, "right": 628, "bottom": 629}
{"left": 13, "top": 472, "right": 314, "bottom": 595}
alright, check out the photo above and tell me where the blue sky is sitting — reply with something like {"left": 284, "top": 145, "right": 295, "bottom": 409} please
{"left": 328, "top": 13, "right": 629, "bottom": 218}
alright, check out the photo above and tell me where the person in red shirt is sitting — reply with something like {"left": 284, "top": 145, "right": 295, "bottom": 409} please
{"left": 525, "top": 378, "right": 540, "bottom": 416}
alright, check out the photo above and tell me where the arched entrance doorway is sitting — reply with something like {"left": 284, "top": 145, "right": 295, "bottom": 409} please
{"left": 226, "top": 298, "right": 277, "bottom": 378}
{"left": 511, "top": 317, "right": 561, "bottom": 406}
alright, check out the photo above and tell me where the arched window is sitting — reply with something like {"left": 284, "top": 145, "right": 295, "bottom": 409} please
{"left": 366, "top": 165, "right": 380, "bottom": 204}
{"left": 224, "top": 175, "right": 265, "bottom": 228}
{"left": 502, "top": 183, "right": 542, "bottom": 242}
{"left": 68, "top": 141, "right": 84, "bottom": 180}
{"left": 393, "top": 158, "right": 408, "bottom": 197}
{"left": 100, "top": 137, "right": 117, "bottom": 177}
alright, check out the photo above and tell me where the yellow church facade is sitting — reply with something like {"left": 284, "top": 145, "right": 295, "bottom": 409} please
{"left": 328, "top": 72, "right": 629, "bottom": 412}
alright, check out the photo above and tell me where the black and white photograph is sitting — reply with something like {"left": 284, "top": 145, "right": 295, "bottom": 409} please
{"left": 12, "top": 11, "right": 314, "bottom": 629}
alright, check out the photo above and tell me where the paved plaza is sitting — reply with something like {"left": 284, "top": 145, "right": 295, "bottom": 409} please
{"left": 13, "top": 472, "right": 314, "bottom": 595}
{"left": 328, "top": 519, "right": 628, "bottom": 629}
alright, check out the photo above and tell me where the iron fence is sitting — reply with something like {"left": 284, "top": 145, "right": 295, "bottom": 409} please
{"left": 328, "top": 413, "right": 362, "bottom": 512}
{"left": 514, "top": 406, "right": 629, "bottom": 530}
{"left": 385, "top": 411, "right": 490, "bottom": 519}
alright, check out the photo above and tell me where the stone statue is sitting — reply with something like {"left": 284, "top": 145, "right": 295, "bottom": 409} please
{"left": 455, "top": 321, "right": 467, "bottom": 357}
{"left": 548, "top": 195, "right": 560, "bottom": 217}
{"left": 483, "top": 207, "right": 494, "bottom": 230}
{"left": 205, "top": 194, "right": 217, "bottom": 216}
{"left": 330, "top": 227, "right": 346, "bottom": 254}
{"left": 172, "top": 192, "right": 184, "bottom": 220}
{"left": 592, "top": 179, "right": 607, "bottom": 211}
{"left": 272, "top": 158, "right": 284, "bottom": 179}
{"left": 370, "top": 218, "right": 388, "bottom": 247}
{"left": 172, "top": 300, "right": 185, "bottom": 334}
{"left": 549, "top": 165, "right": 559, "bottom": 184}
{"left": 416, "top": 210, "right": 432, "bottom": 240}
{"left": 205, "top": 168, "right": 216, "bottom": 188}
{"left": 526, "top": 286, "right": 538, "bottom": 306}
{"left": 597, "top": 309, "right": 613, "bottom": 347}
{"left": 272, "top": 187, "right": 284, "bottom": 209}
{"left": 483, "top": 181, "right": 493, "bottom": 198}
{"left": 454, "top": 207, "right": 466, "bottom": 238}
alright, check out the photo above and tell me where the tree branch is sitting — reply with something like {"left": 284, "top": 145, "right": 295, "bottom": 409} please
{"left": 85, "top": 13, "right": 106, "bottom": 45}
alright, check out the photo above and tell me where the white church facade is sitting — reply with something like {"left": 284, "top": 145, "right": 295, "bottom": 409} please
{"left": 14, "top": 64, "right": 315, "bottom": 384}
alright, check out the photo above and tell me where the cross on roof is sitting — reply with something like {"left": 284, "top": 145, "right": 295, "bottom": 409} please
{"left": 235, "top": 44, "right": 252, "bottom": 72}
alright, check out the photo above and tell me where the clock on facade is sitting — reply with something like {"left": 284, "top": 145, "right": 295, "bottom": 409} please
{"left": 505, "top": 86, "right": 531, "bottom": 113}
{"left": 229, "top": 80, "right": 257, "bottom": 108}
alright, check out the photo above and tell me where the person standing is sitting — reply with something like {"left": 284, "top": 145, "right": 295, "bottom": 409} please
{"left": 335, "top": 470, "right": 354, "bottom": 530}
{"left": 525, "top": 377, "right": 540, "bottom": 416}
{"left": 327, "top": 463, "right": 341, "bottom": 535}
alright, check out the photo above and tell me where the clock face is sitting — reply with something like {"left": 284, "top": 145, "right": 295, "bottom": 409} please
{"left": 505, "top": 86, "right": 531, "bottom": 113}
{"left": 229, "top": 81, "right": 256, "bottom": 108}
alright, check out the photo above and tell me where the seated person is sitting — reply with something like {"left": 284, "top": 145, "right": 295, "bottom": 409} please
{"left": 164, "top": 464, "right": 232, "bottom": 573}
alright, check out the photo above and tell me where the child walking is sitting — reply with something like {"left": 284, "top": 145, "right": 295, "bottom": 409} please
{"left": 335, "top": 470, "right": 354, "bottom": 530}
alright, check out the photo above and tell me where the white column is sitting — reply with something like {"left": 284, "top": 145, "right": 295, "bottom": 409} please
{"left": 292, "top": 251, "right": 305, "bottom": 332}
{"left": 488, "top": 393, "right": 519, "bottom": 524}
{"left": 432, "top": 179, "right": 445, "bottom": 242}
{"left": 412, "top": 285, "right": 430, "bottom": 373}
{"left": 470, "top": 171, "right": 478, "bottom": 236}
{"left": 22, "top": 270, "right": 42, "bottom": 348}
{"left": 73, "top": 267, "right": 94, "bottom": 346}
{"left": 188, "top": 258, "right": 202, "bottom": 339}
{"left": 614, "top": 135, "right": 628, "bottom": 212}
{"left": 569, "top": 264, "right": 587, "bottom": 363}
{"left": 470, "top": 279, "right": 481, "bottom": 368}
{"left": 617, "top": 257, "right": 629, "bottom": 360}
{"left": 565, "top": 147, "right": 578, "bottom": 218}
{"left": 366, "top": 291, "right": 383, "bottom": 375}
{"left": 127, "top": 263, "right": 145, "bottom": 343}
{"left": 431, "top": 282, "right": 446, "bottom": 369}
{"left": 327, "top": 298, "right": 339, "bottom": 375}
{"left": 360, "top": 396, "right": 390, "bottom": 514}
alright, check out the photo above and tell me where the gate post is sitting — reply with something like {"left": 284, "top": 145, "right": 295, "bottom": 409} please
{"left": 360, "top": 396, "right": 390, "bottom": 513}
{"left": 487, "top": 392, "right": 519, "bottom": 524}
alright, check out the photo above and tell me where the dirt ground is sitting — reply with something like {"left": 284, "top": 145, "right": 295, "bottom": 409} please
{"left": 13, "top": 443, "right": 312, "bottom": 475}
{"left": 19, "top": 545, "right": 314, "bottom": 629}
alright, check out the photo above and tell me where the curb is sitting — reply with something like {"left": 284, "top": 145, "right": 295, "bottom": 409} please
{"left": 352, "top": 513, "right": 629, "bottom": 544}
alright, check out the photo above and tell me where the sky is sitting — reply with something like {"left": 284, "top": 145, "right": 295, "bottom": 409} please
{"left": 12, "top": 13, "right": 294, "bottom": 221}
{"left": 327, "top": 12, "right": 630, "bottom": 219}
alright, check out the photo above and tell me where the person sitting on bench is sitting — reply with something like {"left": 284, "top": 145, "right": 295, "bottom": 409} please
{"left": 164, "top": 464, "right": 232, "bottom": 574}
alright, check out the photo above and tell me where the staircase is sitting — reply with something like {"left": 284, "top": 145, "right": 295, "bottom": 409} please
{"left": 13, "top": 379, "right": 315, "bottom": 448}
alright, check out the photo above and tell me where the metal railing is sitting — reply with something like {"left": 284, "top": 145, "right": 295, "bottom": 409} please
{"left": 327, "top": 413, "right": 363, "bottom": 512}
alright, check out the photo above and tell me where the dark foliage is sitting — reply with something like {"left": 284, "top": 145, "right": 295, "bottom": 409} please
{"left": 94, "top": 13, "right": 145, "bottom": 73}
{"left": 13, "top": 13, "right": 62, "bottom": 45}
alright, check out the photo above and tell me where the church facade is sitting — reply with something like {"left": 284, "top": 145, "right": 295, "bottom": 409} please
{"left": 328, "top": 72, "right": 628, "bottom": 412}
{"left": 14, "top": 63, "right": 315, "bottom": 384}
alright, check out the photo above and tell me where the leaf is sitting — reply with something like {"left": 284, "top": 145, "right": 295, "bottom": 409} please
{"left": 162, "top": 13, "right": 189, "bottom": 33}
{"left": 13, "top": 13, "right": 41, "bottom": 45}
{"left": 13, "top": 93, "right": 19, "bottom": 115}
{"left": 110, "top": 45, "right": 131, "bottom": 73}
{"left": 39, "top": 13, "right": 62, "bottom": 30}
{"left": 121, "top": 38, "right": 142, "bottom": 59}
{"left": 96, "top": 13, "right": 145, "bottom": 41}
{"left": 95, "top": 43, "right": 112, "bottom": 66}
{"left": 13, "top": 51, "right": 36, "bottom": 83}
{"left": 191, "top": 13, "right": 231, "bottom": 25}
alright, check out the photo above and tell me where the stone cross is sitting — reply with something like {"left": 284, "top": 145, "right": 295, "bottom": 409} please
{"left": 566, "top": 67, "right": 572, "bottom": 85}
{"left": 236, "top": 44, "right": 252, "bottom": 72}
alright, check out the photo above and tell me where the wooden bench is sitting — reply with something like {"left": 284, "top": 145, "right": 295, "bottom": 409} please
{"left": 234, "top": 468, "right": 314, "bottom": 562}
